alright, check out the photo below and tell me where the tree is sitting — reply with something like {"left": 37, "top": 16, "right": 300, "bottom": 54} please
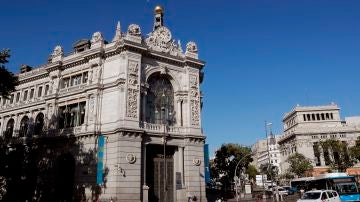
{"left": 350, "top": 136, "right": 360, "bottom": 162}
{"left": 260, "top": 163, "right": 278, "bottom": 181}
{"left": 320, "top": 139, "right": 355, "bottom": 172}
{"left": 212, "top": 143, "right": 253, "bottom": 181}
{"left": 0, "top": 49, "right": 18, "bottom": 98}
{"left": 245, "top": 164, "right": 259, "bottom": 182}
{"left": 286, "top": 153, "right": 313, "bottom": 177}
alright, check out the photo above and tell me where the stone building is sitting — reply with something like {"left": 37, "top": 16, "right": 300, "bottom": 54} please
{"left": 278, "top": 104, "right": 360, "bottom": 176}
{"left": 0, "top": 6, "right": 206, "bottom": 202}
{"left": 252, "top": 134, "right": 282, "bottom": 174}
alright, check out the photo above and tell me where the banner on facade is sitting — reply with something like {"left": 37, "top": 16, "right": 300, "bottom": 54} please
{"left": 97, "top": 135, "right": 105, "bottom": 185}
{"left": 204, "top": 144, "right": 210, "bottom": 184}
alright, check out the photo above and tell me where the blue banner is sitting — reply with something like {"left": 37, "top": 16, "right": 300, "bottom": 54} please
{"left": 97, "top": 135, "right": 105, "bottom": 185}
{"left": 204, "top": 144, "right": 210, "bottom": 184}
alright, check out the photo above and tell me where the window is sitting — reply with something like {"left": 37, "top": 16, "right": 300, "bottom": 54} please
{"left": 2, "top": 97, "right": 6, "bottom": 105}
{"left": 321, "top": 192, "right": 328, "bottom": 200}
{"left": 30, "top": 89, "right": 34, "bottom": 99}
{"left": 38, "top": 86, "right": 43, "bottom": 97}
{"left": 58, "top": 102, "right": 86, "bottom": 128}
{"left": 71, "top": 74, "right": 82, "bottom": 86}
{"left": 23, "top": 90, "right": 28, "bottom": 101}
{"left": 5, "top": 118, "right": 14, "bottom": 138}
{"left": 326, "top": 113, "right": 330, "bottom": 120}
{"left": 312, "top": 114, "right": 315, "bottom": 121}
{"left": 303, "top": 114, "right": 306, "bottom": 121}
{"left": 321, "top": 113, "right": 325, "bottom": 120}
{"left": 61, "top": 78, "right": 70, "bottom": 88}
{"left": 16, "top": 92, "right": 20, "bottom": 102}
{"left": 144, "top": 74, "right": 175, "bottom": 125}
{"left": 316, "top": 114, "right": 320, "bottom": 120}
{"left": 45, "top": 85, "right": 49, "bottom": 95}
{"left": 330, "top": 113, "right": 333, "bottom": 120}
{"left": 34, "top": 113, "right": 44, "bottom": 135}
{"left": 82, "top": 72, "right": 88, "bottom": 83}
{"left": 19, "top": 116, "right": 29, "bottom": 137}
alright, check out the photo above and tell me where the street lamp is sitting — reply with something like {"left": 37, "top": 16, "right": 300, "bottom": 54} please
{"left": 234, "top": 152, "right": 252, "bottom": 202}
{"left": 155, "top": 80, "right": 174, "bottom": 202}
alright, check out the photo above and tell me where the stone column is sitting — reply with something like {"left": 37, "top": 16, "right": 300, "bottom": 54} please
{"left": 320, "top": 148, "right": 325, "bottom": 166}
{"left": 142, "top": 142, "right": 149, "bottom": 202}
{"left": 179, "top": 146, "right": 185, "bottom": 186}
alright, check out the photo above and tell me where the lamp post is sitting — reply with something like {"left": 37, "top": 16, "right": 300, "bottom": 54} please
{"left": 234, "top": 153, "right": 252, "bottom": 202}
{"left": 156, "top": 82, "right": 173, "bottom": 202}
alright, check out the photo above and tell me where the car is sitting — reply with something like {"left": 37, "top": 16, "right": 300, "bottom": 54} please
{"left": 283, "top": 186, "right": 295, "bottom": 195}
{"left": 297, "top": 190, "right": 340, "bottom": 202}
{"left": 277, "top": 187, "right": 288, "bottom": 196}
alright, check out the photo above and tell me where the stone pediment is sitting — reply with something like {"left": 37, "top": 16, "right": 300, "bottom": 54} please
{"left": 145, "top": 26, "right": 184, "bottom": 57}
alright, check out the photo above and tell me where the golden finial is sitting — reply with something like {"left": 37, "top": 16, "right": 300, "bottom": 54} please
{"left": 154, "top": 5, "right": 164, "bottom": 14}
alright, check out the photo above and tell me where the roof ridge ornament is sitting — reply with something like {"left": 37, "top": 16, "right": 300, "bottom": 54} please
{"left": 153, "top": 5, "right": 164, "bottom": 30}
{"left": 112, "top": 21, "right": 122, "bottom": 42}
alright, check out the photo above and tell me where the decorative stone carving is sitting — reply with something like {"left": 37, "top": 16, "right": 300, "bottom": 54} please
{"left": 126, "top": 153, "right": 136, "bottom": 164}
{"left": 126, "top": 60, "right": 139, "bottom": 118}
{"left": 190, "top": 75, "right": 198, "bottom": 88}
{"left": 160, "top": 64, "right": 167, "bottom": 75}
{"left": 112, "top": 21, "right": 122, "bottom": 42}
{"left": 91, "top": 32, "right": 104, "bottom": 44}
{"left": 126, "top": 88, "right": 138, "bottom": 118}
{"left": 127, "top": 24, "right": 141, "bottom": 36}
{"left": 52, "top": 45, "right": 64, "bottom": 57}
{"left": 191, "top": 100, "right": 200, "bottom": 125}
{"left": 128, "top": 61, "right": 139, "bottom": 75}
{"left": 145, "top": 26, "right": 183, "bottom": 56}
{"left": 193, "top": 158, "right": 201, "bottom": 166}
{"left": 186, "top": 41, "right": 198, "bottom": 53}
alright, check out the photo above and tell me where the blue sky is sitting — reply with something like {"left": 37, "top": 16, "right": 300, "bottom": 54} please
{"left": 1, "top": 0, "right": 360, "bottom": 155}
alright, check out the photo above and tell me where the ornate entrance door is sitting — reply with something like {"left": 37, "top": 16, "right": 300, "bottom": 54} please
{"left": 153, "top": 156, "right": 174, "bottom": 202}
{"left": 147, "top": 145, "right": 175, "bottom": 202}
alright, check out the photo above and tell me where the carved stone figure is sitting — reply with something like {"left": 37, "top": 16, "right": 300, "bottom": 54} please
{"left": 52, "top": 45, "right": 63, "bottom": 57}
{"left": 145, "top": 26, "right": 183, "bottom": 56}
{"left": 91, "top": 32, "right": 104, "bottom": 44}
{"left": 186, "top": 41, "right": 198, "bottom": 53}
{"left": 127, "top": 24, "right": 141, "bottom": 36}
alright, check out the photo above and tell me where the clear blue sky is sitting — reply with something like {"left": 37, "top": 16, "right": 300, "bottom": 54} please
{"left": 1, "top": 0, "right": 360, "bottom": 155}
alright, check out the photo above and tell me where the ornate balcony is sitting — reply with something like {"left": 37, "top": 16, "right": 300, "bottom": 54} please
{"left": 139, "top": 122, "right": 184, "bottom": 134}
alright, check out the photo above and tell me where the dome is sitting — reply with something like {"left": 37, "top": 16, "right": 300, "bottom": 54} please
{"left": 154, "top": 5, "right": 163, "bottom": 14}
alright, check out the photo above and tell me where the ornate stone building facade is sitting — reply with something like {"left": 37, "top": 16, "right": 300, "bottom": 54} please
{"left": 0, "top": 6, "right": 206, "bottom": 202}
{"left": 278, "top": 104, "right": 360, "bottom": 176}
{"left": 252, "top": 135, "right": 282, "bottom": 174}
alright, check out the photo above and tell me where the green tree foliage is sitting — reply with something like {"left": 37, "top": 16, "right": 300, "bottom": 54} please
{"left": 212, "top": 143, "right": 253, "bottom": 181}
{"left": 350, "top": 136, "right": 360, "bottom": 162}
{"left": 0, "top": 49, "right": 18, "bottom": 98}
{"left": 286, "top": 153, "right": 313, "bottom": 177}
{"left": 320, "top": 139, "right": 355, "bottom": 172}
{"left": 260, "top": 163, "right": 278, "bottom": 181}
{"left": 245, "top": 164, "right": 259, "bottom": 182}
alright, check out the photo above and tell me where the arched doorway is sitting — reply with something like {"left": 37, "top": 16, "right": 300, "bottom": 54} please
{"left": 145, "top": 74, "right": 175, "bottom": 125}
{"left": 5, "top": 118, "right": 14, "bottom": 138}
{"left": 34, "top": 113, "right": 44, "bottom": 136}
{"left": 19, "top": 116, "right": 29, "bottom": 137}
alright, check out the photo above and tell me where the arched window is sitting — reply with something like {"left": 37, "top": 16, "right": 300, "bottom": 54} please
{"left": 145, "top": 74, "right": 175, "bottom": 125}
{"left": 34, "top": 113, "right": 44, "bottom": 135}
{"left": 19, "top": 116, "right": 29, "bottom": 137}
{"left": 5, "top": 118, "right": 14, "bottom": 138}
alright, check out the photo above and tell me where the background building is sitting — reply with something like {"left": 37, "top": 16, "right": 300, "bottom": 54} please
{"left": 252, "top": 134, "right": 282, "bottom": 175}
{"left": 278, "top": 103, "right": 360, "bottom": 176}
{"left": 0, "top": 6, "right": 206, "bottom": 202}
